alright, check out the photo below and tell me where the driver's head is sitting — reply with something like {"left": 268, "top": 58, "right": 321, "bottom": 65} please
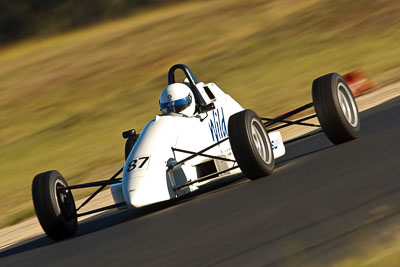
{"left": 159, "top": 83, "right": 195, "bottom": 116}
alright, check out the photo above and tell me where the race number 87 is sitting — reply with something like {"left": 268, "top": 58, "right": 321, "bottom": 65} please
{"left": 127, "top": 156, "right": 150, "bottom": 172}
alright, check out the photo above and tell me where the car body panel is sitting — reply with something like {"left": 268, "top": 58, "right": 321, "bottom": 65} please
{"left": 111, "top": 82, "right": 286, "bottom": 208}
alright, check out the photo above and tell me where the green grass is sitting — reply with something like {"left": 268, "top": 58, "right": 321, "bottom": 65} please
{"left": 1, "top": 0, "right": 400, "bottom": 232}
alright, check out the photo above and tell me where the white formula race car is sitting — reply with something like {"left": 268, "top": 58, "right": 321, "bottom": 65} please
{"left": 31, "top": 64, "right": 360, "bottom": 240}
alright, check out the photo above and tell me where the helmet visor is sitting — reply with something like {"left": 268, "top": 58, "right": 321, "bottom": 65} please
{"left": 160, "top": 94, "right": 192, "bottom": 114}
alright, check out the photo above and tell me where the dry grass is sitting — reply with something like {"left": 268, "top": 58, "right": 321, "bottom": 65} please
{"left": 1, "top": 0, "right": 400, "bottom": 230}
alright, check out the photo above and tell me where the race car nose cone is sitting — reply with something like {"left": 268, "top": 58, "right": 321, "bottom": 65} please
{"left": 122, "top": 168, "right": 172, "bottom": 208}
{"left": 122, "top": 175, "right": 141, "bottom": 208}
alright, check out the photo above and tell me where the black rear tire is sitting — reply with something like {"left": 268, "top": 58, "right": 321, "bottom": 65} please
{"left": 32, "top": 170, "right": 77, "bottom": 240}
{"left": 228, "top": 109, "right": 275, "bottom": 179}
{"left": 123, "top": 130, "right": 139, "bottom": 160}
{"left": 312, "top": 73, "right": 360, "bottom": 144}
{"left": 125, "top": 137, "right": 135, "bottom": 160}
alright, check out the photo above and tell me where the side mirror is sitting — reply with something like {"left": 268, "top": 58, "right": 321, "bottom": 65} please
{"left": 122, "top": 129, "right": 137, "bottom": 139}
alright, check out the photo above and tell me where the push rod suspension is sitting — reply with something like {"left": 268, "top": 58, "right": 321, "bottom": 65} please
{"left": 174, "top": 165, "right": 239, "bottom": 191}
{"left": 172, "top": 147, "right": 236, "bottom": 163}
{"left": 77, "top": 202, "right": 126, "bottom": 217}
{"left": 267, "top": 114, "right": 319, "bottom": 132}
{"left": 62, "top": 178, "right": 122, "bottom": 190}
{"left": 76, "top": 167, "right": 123, "bottom": 212}
{"left": 262, "top": 102, "right": 314, "bottom": 127}
{"left": 173, "top": 137, "right": 230, "bottom": 167}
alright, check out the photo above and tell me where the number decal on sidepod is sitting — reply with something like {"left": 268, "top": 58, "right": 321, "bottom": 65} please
{"left": 127, "top": 156, "right": 150, "bottom": 172}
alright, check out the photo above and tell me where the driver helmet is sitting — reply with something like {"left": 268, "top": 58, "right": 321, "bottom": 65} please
{"left": 159, "top": 83, "right": 195, "bottom": 116}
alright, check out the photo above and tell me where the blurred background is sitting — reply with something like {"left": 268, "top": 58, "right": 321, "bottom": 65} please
{"left": 0, "top": 0, "right": 400, "bottom": 230}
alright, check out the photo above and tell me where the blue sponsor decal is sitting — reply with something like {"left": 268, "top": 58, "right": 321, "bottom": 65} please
{"left": 209, "top": 107, "right": 227, "bottom": 142}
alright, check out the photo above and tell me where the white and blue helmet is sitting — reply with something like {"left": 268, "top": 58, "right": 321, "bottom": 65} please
{"left": 159, "top": 83, "right": 195, "bottom": 116}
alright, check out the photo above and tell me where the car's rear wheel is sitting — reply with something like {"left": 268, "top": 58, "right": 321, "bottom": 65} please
{"left": 123, "top": 129, "right": 139, "bottom": 160}
{"left": 32, "top": 170, "right": 77, "bottom": 240}
{"left": 312, "top": 73, "right": 360, "bottom": 144}
{"left": 228, "top": 109, "right": 275, "bottom": 179}
{"left": 125, "top": 137, "right": 135, "bottom": 160}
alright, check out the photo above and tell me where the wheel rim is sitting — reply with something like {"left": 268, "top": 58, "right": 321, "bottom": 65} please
{"left": 54, "top": 180, "right": 76, "bottom": 220}
{"left": 251, "top": 118, "right": 272, "bottom": 164}
{"left": 337, "top": 82, "right": 359, "bottom": 127}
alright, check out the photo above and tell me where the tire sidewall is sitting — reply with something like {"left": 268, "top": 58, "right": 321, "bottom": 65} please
{"left": 330, "top": 74, "right": 360, "bottom": 134}
{"left": 54, "top": 176, "right": 77, "bottom": 230}
{"left": 312, "top": 73, "right": 361, "bottom": 144}
{"left": 245, "top": 113, "right": 274, "bottom": 169}
{"left": 228, "top": 109, "right": 275, "bottom": 179}
{"left": 32, "top": 170, "right": 77, "bottom": 240}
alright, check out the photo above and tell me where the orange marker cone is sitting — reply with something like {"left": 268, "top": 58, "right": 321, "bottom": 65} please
{"left": 343, "top": 68, "right": 377, "bottom": 97}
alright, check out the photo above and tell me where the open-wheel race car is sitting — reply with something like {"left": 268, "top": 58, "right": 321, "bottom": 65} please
{"left": 32, "top": 64, "right": 360, "bottom": 240}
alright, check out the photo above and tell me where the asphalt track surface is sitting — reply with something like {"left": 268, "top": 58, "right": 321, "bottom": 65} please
{"left": 1, "top": 96, "right": 399, "bottom": 266}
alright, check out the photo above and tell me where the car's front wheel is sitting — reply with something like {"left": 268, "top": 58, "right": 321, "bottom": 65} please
{"left": 32, "top": 170, "right": 77, "bottom": 240}
{"left": 228, "top": 109, "right": 275, "bottom": 180}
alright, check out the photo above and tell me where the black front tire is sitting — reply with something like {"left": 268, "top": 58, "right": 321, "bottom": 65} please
{"left": 312, "top": 73, "right": 360, "bottom": 144}
{"left": 32, "top": 170, "right": 77, "bottom": 240}
{"left": 228, "top": 109, "right": 275, "bottom": 179}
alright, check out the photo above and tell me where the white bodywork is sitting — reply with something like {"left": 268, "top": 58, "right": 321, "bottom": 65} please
{"left": 111, "top": 82, "right": 286, "bottom": 208}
